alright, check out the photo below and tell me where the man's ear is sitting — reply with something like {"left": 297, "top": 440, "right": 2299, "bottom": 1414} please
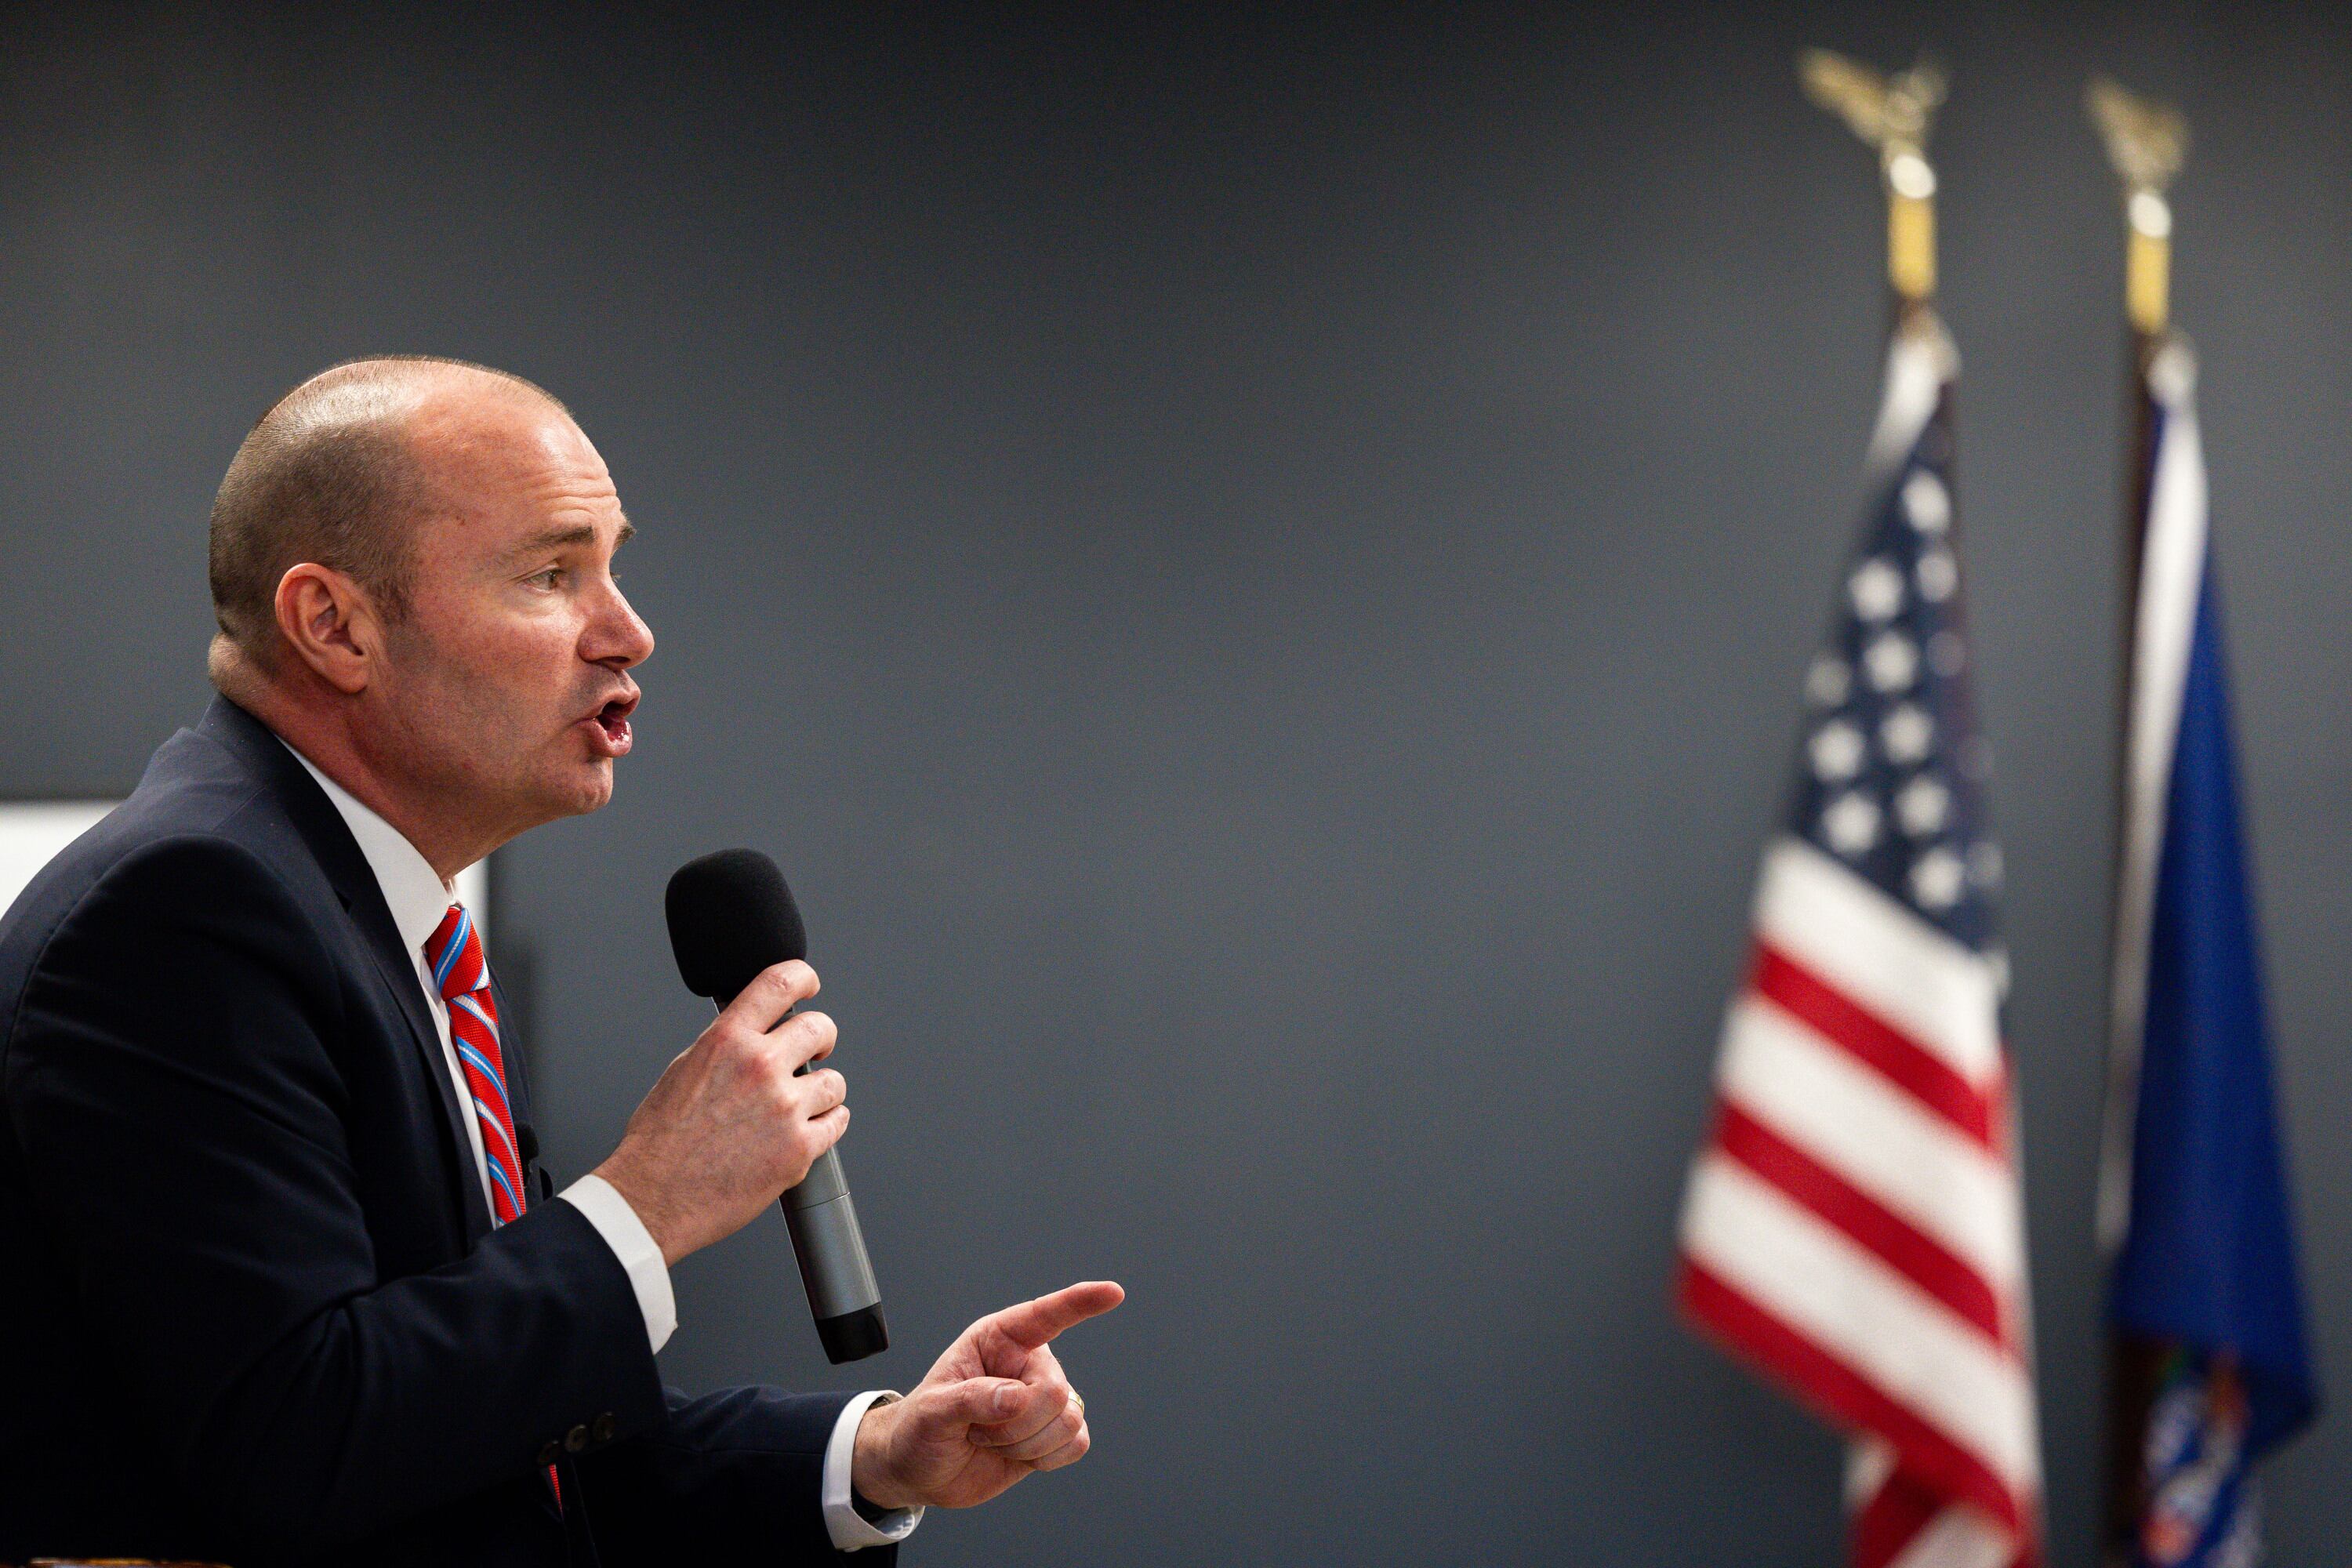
{"left": 273, "top": 562, "right": 381, "bottom": 695}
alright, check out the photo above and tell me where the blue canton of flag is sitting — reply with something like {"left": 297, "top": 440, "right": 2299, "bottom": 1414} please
{"left": 2100, "top": 339, "right": 2317, "bottom": 1568}
{"left": 1789, "top": 328, "right": 2002, "bottom": 960}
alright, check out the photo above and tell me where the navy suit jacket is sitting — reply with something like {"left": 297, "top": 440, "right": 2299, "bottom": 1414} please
{"left": 0, "top": 697, "right": 895, "bottom": 1568}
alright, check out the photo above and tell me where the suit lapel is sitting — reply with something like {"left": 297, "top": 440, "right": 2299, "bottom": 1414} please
{"left": 196, "top": 697, "right": 492, "bottom": 1246}
{"left": 365, "top": 924, "right": 495, "bottom": 1248}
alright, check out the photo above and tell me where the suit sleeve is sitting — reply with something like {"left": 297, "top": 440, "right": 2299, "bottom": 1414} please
{"left": 575, "top": 1385, "right": 897, "bottom": 1566}
{"left": 3, "top": 833, "right": 666, "bottom": 1559}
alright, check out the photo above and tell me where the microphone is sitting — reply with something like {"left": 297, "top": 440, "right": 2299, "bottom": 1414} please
{"left": 665, "top": 848, "right": 889, "bottom": 1364}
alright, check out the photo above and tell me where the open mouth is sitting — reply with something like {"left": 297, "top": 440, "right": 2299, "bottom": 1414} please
{"left": 585, "top": 694, "right": 637, "bottom": 756}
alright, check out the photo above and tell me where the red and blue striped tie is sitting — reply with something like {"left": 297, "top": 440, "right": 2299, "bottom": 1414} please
{"left": 425, "top": 904, "right": 561, "bottom": 1507}
{"left": 424, "top": 904, "right": 527, "bottom": 1225}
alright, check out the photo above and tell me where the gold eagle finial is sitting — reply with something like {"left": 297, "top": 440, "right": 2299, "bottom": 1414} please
{"left": 1799, "top": 50, "right": 1946, "bottom": 156}
{"left": 1798, "top": 49, "right": 1947, "bottom": 306}
{"left": 2087, "top": 75, "right": 2188, "bottom": 197}
{"left": 2085, "top": 75, "right": 2189, "bottom": 336}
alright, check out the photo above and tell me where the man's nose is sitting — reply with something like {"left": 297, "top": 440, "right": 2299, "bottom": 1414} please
{"left": 586, "top": 582, "right": 655, "bottom": 669}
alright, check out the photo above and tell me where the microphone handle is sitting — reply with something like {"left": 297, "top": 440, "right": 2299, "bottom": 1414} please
{"left": 714, "top": 996, "right": 889, "bottom": 1363}
{"left": 782, "top": 1139, "right": 888, "bottom": 1363}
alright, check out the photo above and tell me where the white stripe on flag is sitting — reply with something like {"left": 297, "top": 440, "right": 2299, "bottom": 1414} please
{"left": 1888, "top": 1504, "right": 2013, "bottom": 1568}
{"left": 1864, "top": 318, "right": 1958, "bottom": 478}
{"left": 1847, "top": 1436, "right": 1897, "bottom": 1508}
{"left": 1752, "top": 837, "right": 2004, "bottom": 1087}
{"left": 1717, "top": 996, "right": 2024, "bottom": 1291}
{"left": 2098, "top": 337, "right": 2209, "bottom": 1253}
{"left": 1682, "top": 1152, "right": 2039, "bottom": 1494}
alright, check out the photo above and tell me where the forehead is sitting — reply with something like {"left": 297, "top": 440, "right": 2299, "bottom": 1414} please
{"left": 408, "top": 386, "right": 626, "bottom": 546}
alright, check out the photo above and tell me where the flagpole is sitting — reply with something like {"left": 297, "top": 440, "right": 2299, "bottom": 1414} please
{"left": 1798, "top": 49, "right": 1947, "bottom": 327}
{"left": 2086, "top": 74, "right": 2190, "bottom": 1568}
{"left": 1676, "top": 56, "right": 2045, "bottom": 1568}
{"left": 2088, "top": 77, "right": 2188, "bottom": 598}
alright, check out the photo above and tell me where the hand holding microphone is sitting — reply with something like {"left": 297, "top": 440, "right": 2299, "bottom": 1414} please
{"left": 593, "top": 848, "right": 888, "bottom": 1363}
{"left": 589, "top": 957, "right": 847, "bottom": 1267}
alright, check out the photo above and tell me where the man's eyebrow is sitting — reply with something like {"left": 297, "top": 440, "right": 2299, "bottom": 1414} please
{"left": 507, "top": 517, "right": 637, "bottom": 557}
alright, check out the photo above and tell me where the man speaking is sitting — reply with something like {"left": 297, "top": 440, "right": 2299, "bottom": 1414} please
{"left": 0, "top": 358, "right": 1122, "bottom": 1566}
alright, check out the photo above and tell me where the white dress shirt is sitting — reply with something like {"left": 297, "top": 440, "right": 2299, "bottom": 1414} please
{"left": 284, "top": 742, "right": 918, "bottom": 1551}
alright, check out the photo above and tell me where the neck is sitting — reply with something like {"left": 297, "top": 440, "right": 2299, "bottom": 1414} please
{"left": 227, "top": 673, "right": 497, "bottom": 884}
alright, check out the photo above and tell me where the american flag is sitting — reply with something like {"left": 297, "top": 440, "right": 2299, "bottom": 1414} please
{"left": 1678, "top": 319, "right": 2043, "bottom": 1568}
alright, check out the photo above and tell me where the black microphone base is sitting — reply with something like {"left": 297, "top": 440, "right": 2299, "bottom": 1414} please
{"left": 817, "top": 1302, "right": 890, "bottom": 1364}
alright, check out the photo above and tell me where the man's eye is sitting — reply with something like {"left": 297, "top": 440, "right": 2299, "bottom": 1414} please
{"left": 530, "top": 568, "right": 565, "bottom": 589}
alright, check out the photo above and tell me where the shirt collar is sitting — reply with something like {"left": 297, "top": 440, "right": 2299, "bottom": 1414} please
{"left": 278, "top": 738, "right": 462, "bottom": 960}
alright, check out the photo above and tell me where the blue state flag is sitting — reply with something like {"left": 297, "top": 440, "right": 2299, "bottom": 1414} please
{"left": 2100, "top": 339, "right": 2317, "bottom": 1568}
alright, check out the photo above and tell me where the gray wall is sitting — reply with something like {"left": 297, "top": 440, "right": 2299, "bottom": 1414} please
{"left": 5, "top": 3, "right": 2349, "bottom": 1562}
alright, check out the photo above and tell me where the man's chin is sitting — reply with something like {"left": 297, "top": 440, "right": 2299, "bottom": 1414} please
{"left": 571, "top": 761, "right": 617, "bottom": 814}
{"left": 538, "top": 758, "right": 616, "bottom": 819}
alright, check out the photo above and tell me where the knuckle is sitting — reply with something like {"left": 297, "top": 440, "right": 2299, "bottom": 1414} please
{"left": 753, "top": 961, "right": 812, "bottom": 1004}
{"left": 793, "top": 1010, "right": 838, "bottom": 1054}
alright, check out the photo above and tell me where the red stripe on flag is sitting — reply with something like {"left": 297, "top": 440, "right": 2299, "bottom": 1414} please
{"left": 1711, "top": 1105, "right": 2013, "bottom": 1351}
{"left": 1849, "top": 1465, "right": 1943, "bottom": 1568}
{"left": 1750, "top": 943, "right": 1997, "bottom": 1149}
{"left": 1676, "top": 1259, "right": 2034, "bottom": 1549}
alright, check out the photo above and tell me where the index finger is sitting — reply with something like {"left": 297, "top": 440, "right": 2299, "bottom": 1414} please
{"left": 989, "top": 1280, "right": 1126, "bottom": 1351}
{"left": 716, "top": 960, "right": 819, "bottom": 1033}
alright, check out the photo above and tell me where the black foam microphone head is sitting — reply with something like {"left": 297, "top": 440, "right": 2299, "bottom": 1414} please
{"left": 665, "top": 848, "right": 808, "bottom": 1003}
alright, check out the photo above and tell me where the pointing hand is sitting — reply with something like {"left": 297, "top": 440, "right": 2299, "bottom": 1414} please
{"left": 850, "top": 1280, "right": 1126, "bottom": 1512}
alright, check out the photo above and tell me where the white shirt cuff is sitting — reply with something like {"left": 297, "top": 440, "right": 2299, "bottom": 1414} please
{"left": 557, "top": 1174, "right": 678, "bottom": 1354}
{"left": 824, "top": 1390, "right": 924, "bottom": 1551}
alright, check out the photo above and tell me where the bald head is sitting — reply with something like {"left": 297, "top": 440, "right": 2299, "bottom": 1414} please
{"left": 206, "top": 355, "right": 568, "bottom": 684}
